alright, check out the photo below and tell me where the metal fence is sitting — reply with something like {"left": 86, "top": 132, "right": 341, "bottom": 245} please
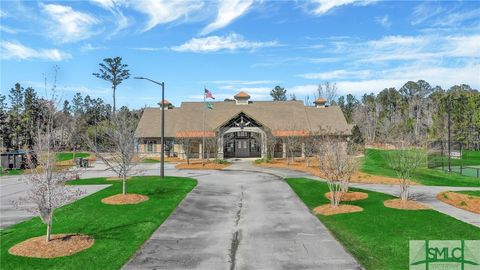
{"left": 427, "top": 140, "right": 480, "bottom": 178}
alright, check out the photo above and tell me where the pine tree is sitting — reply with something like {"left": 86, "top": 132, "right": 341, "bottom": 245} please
{"left": 270, "top": 85, "right": 287, "bottom": 101}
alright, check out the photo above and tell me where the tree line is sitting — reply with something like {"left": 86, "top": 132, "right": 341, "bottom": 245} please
{"left": 270, "top": 81, "right": 480, "bottom": 145}
{"left": 1, "top": 57, "right": 137, "bottom": 152}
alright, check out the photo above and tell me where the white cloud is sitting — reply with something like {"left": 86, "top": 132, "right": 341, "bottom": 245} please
{"left": 1, "top": 41, "right": 71, "bottom": 61}
{"left": 299, "top": 69, "right": 371, "bottom": 80}
{"left": 0, "top": 10, "right": 6, "bottom": 17}
{"left": 375, "top": 15, "right": 391, "bottom": 28}
{"left": 80, "top": 43, "right": 106, "bottom": 52}
{"left": 210, "top": 80, "right": 276, "bottom": 85}
{"left": 41, "top": 3, "right": 99, "bottom": 43}
{"left": 308, "top": 0, "right": 377, "bottom": 16}
{"left": 433, "top": 8, "right": 480, "bottom": 27}
{"left": 410, "top": 3, "right": 445, "bottom": 25}
{"left": 0, "top": 25, "right": 19, "bottom": 34}
{"left": 90, "top": 0, "right": 130, "bottom": 37}
{"left": 201, "top": 0, "right": 253, "bottom": 35}
{"left": 171, "top": 33, "right": 278, "bottom": 53}
{"left": 129, "top": 0, "right": 204, "bottom": 32}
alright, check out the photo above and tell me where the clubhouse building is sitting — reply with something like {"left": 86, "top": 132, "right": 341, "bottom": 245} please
{"left": 134, "top": 91, "right": 351, "bottom": 159}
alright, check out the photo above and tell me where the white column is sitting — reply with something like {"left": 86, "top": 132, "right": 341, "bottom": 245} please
{"left": 282, "top": 142, "right": 287, "bottom": 158}
{"left": 217, "top": 132, "right": 224, "bottom": 160}
{"left": 198, "top": 142, "right": 203, "bottom": 159}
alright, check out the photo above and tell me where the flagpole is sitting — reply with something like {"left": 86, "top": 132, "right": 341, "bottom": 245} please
{"left": 202, "top": 86, "right": 206, "bottom": 166}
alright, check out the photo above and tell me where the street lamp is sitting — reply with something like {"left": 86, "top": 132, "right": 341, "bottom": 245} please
{"left": 134, "top": 76, "right": 165, "bottom": 178}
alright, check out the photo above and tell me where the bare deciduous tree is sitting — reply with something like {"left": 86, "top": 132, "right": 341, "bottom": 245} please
{"left": 317, "top": 135, "right": 358, "bottom": 207}
{"left": 265, "top": 131, "right": 278, "bottom": 160}
{"left": 204, "top": 136, "right": 217, "bottom": 161}
{"left": 386, "top": 141, "right": 424, "bottom": 201}
{"left": 176, "top": 137, "right": 194, "bottom": 165}
{"left": 302, "top": 131, "right": 319, "bottom": 167}
{"left": 87, "top": 112, "right": 138, "bottom": 194}
{"left": 15, "top": 78, "right": 83, "bottom": 242}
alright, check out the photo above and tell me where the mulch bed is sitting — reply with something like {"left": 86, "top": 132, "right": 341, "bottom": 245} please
{"left": 383, "top": 198, "right": 430, "bottom": 210}
{"left": 175, "top": 161, "right": 230, "bottom": 170}
{"left": 325, "top": 191, "right": 369, "bottom": 201}
{"left": 436, "top": 192, "right": 480, "bottom": 214}
{"left": 312, "top": 204, "right": 364, "bottom": 216}
{"left": 101, "top": 194, "right": 149, "bottom": 205}
{"left": 106, "top": 176, "right": 133, "bottom": 181}
{"left": 255, "top": 159, "right": 420, "bottom": 185}
{"left": 9, "top": 234, "right": 94, "bottom": 258}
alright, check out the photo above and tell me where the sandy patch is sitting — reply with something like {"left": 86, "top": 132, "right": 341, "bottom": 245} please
{"left": 101, "top": 194, "right": 149, "bottom": 205}
{"left": 255, "top": 158, "right": 420, "bottom": 185}
{"left": 436, "top": 192, "right": 480, "bottom": 214}
{"left": 384, "top": 198, "right": 430, "bottom": 210}
{"left": 106, "top": 176, "right": 133, "bottom": 181}
{"left": 9, "top": 234, "right": 94, "bottom": 258}
{"left": 326, "top": 191, "right": 368, "bottom": 202}
{"left": 312, "top": 204, "right": 364, "bottom": 216}
{"left": 175, "top": 161, "right": 230, "bottom": 170}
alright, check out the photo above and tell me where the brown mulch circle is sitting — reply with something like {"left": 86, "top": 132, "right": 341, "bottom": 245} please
{"left": 312, "top": 204, "right": 364, "bottom": 216}
{"left": 9, "top": 234, "right": 94, "bottom": 258}
{"left": 436, "top": 192, "right": 480, "bottom": 214}
{"left": 384, "top": 198, "right": 430, "bottom": 210}
{"left": 106, "top": 176, "right": 133, "bottom": 181}
{"left": 101, "top": 194, "right": 149, "bottom": 205}
{"left": 325, "top": 191, "right": 369, "bottom": 201}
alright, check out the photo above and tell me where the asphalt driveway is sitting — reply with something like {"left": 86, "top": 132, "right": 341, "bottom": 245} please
{"left": 123, "top": 168, "right": 361, "bottom": 270}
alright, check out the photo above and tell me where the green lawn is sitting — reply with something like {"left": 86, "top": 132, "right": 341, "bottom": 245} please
{"left": 0, "top": 167, "right": 23, "bottom": 176}
{"left": 0, "top": 176, "right": 197, "bottom": 270}
{"left": 286, "top": 178, "right": 480, "bottom": 270}
{"left": 141, "top": 158, "right": 160, "bottom": 163}
{"left": 56, "top": 152, "right": 90, "bottom": 162}
{"left": 455, "top": 190, "right": 480, "bottom": 197}
{"left": 362, "top": 148, "right": 480, "bottom": 186}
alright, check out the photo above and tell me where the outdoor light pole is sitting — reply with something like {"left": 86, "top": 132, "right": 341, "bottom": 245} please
{"left": 134, "top": 76, "right": 165, "bottom": 178}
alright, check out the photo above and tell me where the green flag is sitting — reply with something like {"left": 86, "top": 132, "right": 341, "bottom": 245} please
{"left": 206, "top": 102, "right": 214, "bottom": 110}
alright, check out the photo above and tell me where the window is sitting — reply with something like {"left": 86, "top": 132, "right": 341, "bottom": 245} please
{"left": 147, "top": 140, "right": 156, "bottom": 152}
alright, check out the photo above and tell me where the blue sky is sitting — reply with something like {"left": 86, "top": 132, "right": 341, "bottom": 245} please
{"left": 1, "top": 0, "right": 479, "bottom": 108}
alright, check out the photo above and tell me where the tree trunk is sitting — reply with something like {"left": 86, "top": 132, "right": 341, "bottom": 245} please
{"left": 122, "top": 174, "right": 126, "bottom": 195}
{"left": 113, "top": 86, "right": 116, "bottom": 116}
{"left": 46, "top": 219, "right": 52, "bottom": 242}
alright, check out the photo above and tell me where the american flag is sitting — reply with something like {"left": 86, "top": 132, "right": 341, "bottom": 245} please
{"left": 204, "top": 88, "right": 215, "bottom": 99}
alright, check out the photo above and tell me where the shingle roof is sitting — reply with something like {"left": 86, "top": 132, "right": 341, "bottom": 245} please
{"left": 135, "top": 100, "right": 351, "bottom": 138}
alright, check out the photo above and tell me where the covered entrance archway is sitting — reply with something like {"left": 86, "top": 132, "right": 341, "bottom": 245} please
{"left": 217, "top": 112, "right": 267, "bottom": 159}
{"left": 223, "top": 131, "right": 261, "bottom": 158}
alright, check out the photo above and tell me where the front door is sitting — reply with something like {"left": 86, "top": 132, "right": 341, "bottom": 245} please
{"left": 236, "top": 139, "right": 249, "bottom": 157}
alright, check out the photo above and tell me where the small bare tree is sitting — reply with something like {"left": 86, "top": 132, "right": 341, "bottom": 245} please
{"left": 15, "top": 73, "right": 83, "bottom": 242}
{"left": 386, "top": 141, "right": 424, "bottom": 201}
{"left": 88, "top": 112, "right": 137, "bottom": 194}
{"left": 265, "top": 131, "right": 278, "bottom": 160}
{"left": 282, "top": 130, "right": 304, "bottom": 165}
{"left": 317, "top": 135, "right": 358, "bottom": 207}
{"left": 204, "top": 136, "right": 217, "bottom": 161}
{"left": 176, "top": 136, "right": 194, "bottom": 165}
{"left": 302, "top": 132, "right": 319, "bottom": 167}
